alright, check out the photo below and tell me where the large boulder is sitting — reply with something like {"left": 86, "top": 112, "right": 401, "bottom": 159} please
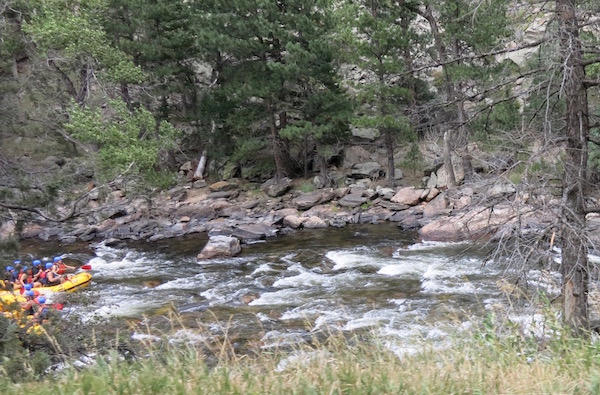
{"left": 351, "top": 162, "right": 383, "bottom": 178}
{"left": 390, "top": 187, "right": 425, "bottom": 205}
{"left": 293, "top": 190, "right": 334, "bottom": 210}
{"left": 338, "top": 194, "right": 368, "bottom": 208}
{"left": 262, "top": 177, "right": 293, "bottom": 197}
{"left": 197, "top": 236, "right": 241, "bottom": 260}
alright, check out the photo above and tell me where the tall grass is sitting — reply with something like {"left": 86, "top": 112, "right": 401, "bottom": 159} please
{"left": 3, "top": 312, "right": 600, "bottom": 395}
{"left": 0, "top": 306, "right": 590, "bottom": 394}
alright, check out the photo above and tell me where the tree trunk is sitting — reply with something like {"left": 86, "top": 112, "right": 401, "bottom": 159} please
{"left": 557, "top": 0, "right": 590, "bottom": 330}
{"left": 385, "top": 129, "right": 396, "bottom": 187}
{"left": 443, "top": 131, "right": 456, "bottom": 188}
{"left": 268, "top": 100, "right": 286, "bottom": 180}
{"left": 420, "top": 5, "right": 457, "bottom": 187}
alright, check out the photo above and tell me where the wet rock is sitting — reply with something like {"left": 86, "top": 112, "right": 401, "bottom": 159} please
{"left": 197, "top": 235, "right": 241, "bottom": 260}
{"left": 303, "top": 216, "right": 327, "bottom": 228}
{"left": 208, "top": 224, "right": 277, "bottom": 242}
{"left": 242, "top": 293, "right": 259, "bottom": 304}
{"left": 283, "top": 215, "right": 305, "bottom": 229}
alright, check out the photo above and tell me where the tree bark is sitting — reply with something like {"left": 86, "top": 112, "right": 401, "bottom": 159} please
{"left": 557, "top": 0, "right": 590, "bottom": 330}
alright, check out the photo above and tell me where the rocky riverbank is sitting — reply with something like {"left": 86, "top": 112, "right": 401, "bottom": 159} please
{"left": 17, "top": 171, "right": 600, "bottom": 260}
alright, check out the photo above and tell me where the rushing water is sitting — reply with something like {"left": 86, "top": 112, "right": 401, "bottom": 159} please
{"left": 18, "top": 223, "right": 557, "bottom": 355}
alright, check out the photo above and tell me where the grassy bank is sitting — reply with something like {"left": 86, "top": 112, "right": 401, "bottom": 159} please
{"left": 3, "top": 319, "right": 600, "bottom": 395}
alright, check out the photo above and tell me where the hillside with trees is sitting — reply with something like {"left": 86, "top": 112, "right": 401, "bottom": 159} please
{"left": 2, "top": 0, "right": 600, "bottom": 333}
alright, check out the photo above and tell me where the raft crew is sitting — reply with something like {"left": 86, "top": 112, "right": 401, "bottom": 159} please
{"left": 52, "top": 256, "right": 75, "bottom": 273}
{"left": 44, "top": 262, "right": 66, "bottom": 286}
{"left": 32, "top": 296, "right": 49, "bottom": 324}
{"left": 20, "top": 289, "right": 37, "bottom": 316}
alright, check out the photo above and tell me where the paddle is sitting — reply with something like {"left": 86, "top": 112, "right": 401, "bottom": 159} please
{"left": 80, "top": 264, "right": 92, "bottom": 270}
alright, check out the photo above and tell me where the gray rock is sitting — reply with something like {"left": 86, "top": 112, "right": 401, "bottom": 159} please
{"left": 207, "top": 191, "right": 239, "bottom": 199}
{"left": 303, "top": 216, "right": 328, "bottom": 228}
{"left": 262, "top": 177, "right": 293, "bottom": 197}
{"left": 351, "top": 162, "right": 382, "bottom": 178}
{"left": 338, "top": 194, "right": 368, "bottom": 208}
{"left": 293, "top": 191, "right": 325, "bottom": 210}
{"left": 283, "top": 215, "right": 305, "bottom": 228}
{"left": 390, "top": 187, "right": 425, "bottom": 205}
{"left": 197, "top": 236, "right": 241, "bottom": 260}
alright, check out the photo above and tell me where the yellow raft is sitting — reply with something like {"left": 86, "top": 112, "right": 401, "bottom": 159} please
{"left": 0, "top": 272, "right": 92, "bottom": 306}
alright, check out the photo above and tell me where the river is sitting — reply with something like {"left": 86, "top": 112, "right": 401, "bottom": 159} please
{"left": 19, "top": 223, "right": 559, "bottom": 356}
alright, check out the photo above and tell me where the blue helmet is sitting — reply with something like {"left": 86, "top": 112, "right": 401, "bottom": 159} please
{"left": 24, "top": 283, "right": 33, "bottom": 291}
{"left": 21, "top": 266, "right": 28, "bottom": 272}
{"left": 6, "top": 266, "right": 13, "bottom": 271}
{"left": 45, "top": 262, "right": 54, "bottom": 269}
{"left": 33, "top": 259, "right": 42, "bottom": 266}
{"left": 37, "top": 296, "right": 46, "bottom": 304}
{"left": 13, "top": 260, "right": 21, "bottom": 265}
{"left": 53, "top": 256, "right": 62, "bottom": 263}
{"left": 25, "top": 290, "right": 35, "bottom": 297}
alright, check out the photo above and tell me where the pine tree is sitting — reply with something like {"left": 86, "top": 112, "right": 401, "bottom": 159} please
{"left": 195, "top": 0, "right": 351, "bottom": 180}
{"left": 336, "top": 0, "right": 421, "bottom": 187}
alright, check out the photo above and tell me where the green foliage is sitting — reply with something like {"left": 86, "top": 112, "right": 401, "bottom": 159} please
{"left": 298, "top": 183, "right": 316, "bottom": 193}
{"left": 65, "top": 99, "right": 180, "bottom": 183}
{"left": 402, "top": 143, "right": 423, "bottom": 175}
{"left": 196, "top": 0, "right": 352, "bottom": 177}
{"left": 23, "top": 0, "right": 145, "bottom": 85}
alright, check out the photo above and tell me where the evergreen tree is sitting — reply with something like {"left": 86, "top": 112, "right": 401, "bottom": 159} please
{"left": 195, "top": 0, "right": 351, "bottom": 180}
{"left": 336, "top": 0, "right": 421, "bottom": 187}
{"left": 415, "top": 0, "right": 512, "bottom": 185}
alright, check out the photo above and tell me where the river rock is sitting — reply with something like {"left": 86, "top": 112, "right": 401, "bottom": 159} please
{"left": 293, "top": 190, "right": 326, "bottom": 210}
{"left": 197, "top": 235, "right": 241, "bottom": 260}
{"left": 303, "top": 216, "right": 327, "bottom": 228}
{"left": 423, "top": 193, "right": 449, "bottom": 218}
{"left": 376, "top": 186, "right": 396, "bottom": 200}
{"left": 207, "top": 190, "right": 239, "bottom": 199}
{"left": 262, "top": 177, "right": 293, "bottom": 197}
{"left": 338, "top": 194, "right": 368, "bottom": 208}
{"left": 390, "top": 187, "right": 424, "bottom": 205}
{"left": 351, "top": 161, "right": 383, "bottom": 178}
{"left": 283, "top": 215, "right": 305, "bottom": 228}
{"left": 209, "top": 180, "right": 238, "bottom": 192}
{"left": 419, "top": 205, "right": 514, "bottom": 242}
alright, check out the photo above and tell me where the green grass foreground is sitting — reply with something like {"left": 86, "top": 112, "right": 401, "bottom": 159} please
{"left": 5, "top": 321, "right": 600, "bottom": 395}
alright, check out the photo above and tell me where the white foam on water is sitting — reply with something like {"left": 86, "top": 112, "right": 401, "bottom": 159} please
{"left": 507, "top": 312, "right": 559, "bottom": 339}
{"left": 249, "top": 288, "right": 314, "bottom": 307}
{"left": 156, "top": 273, "right": 209, "bottom": 290}
{"left": 273, "top": 269, "right": 331, "bottom": 288}
{"left": 526, "top": 270, "right": 561, "bottom": 298}
{"left": 168, "top": 329, "right": 206, "bottom": 345}
{"left": 260, "top": 330, "right": 308, "bottom": 349}
{"left": 131, "top": 333, "right": 162, "bottom": 342}
{"left": 400, "top": 240, "right": 469, "bottom": 252}
{"left": 248, "top": 263, "right": 277, "bottom": 276}
{"left": 312, "top": 310, "right": 351, "bottom": 332}
{"left": 275, "top": 350, "right": 331, "bottom": 372}
{"left": 377, "top": 263, "right": 422, "bottom": 277}
{"left": 326, "top": 250, "right": 376, "bottom": 271}
{"left": 421, "top": 279, "right": 478, "bottom": 294}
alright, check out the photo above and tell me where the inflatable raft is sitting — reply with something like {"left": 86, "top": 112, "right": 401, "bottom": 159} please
{"left": 0, "top": 272, "right": 92, "bottom": 305}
